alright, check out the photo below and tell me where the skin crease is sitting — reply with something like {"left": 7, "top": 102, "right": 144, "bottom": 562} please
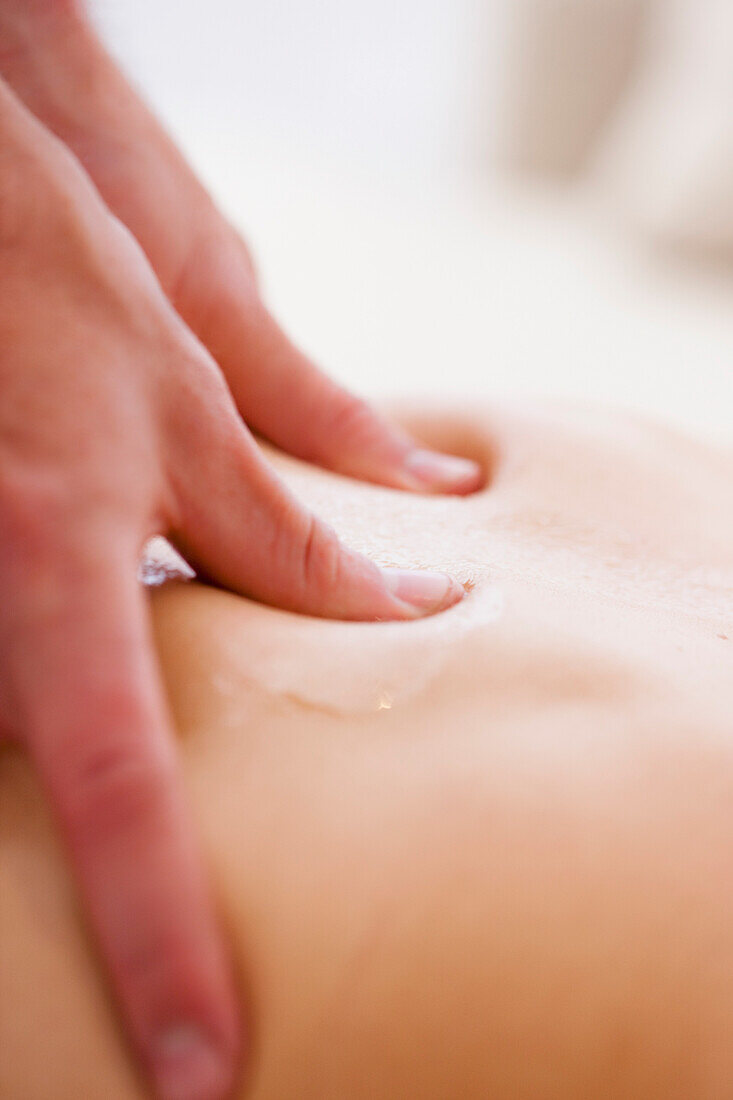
{"left": 1, "top": 402, "right": 733, "bottom": 1099}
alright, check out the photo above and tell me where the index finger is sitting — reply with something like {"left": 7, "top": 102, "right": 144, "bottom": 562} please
{"left": 3, "top": 539, "right": 240, "bottom": 1100}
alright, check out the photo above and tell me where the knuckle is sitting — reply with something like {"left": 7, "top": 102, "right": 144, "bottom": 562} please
{"left": 297, "top": 513, "right": 344, "bottom": 595}
{"left": 324, "top": 391, "right": 379, "bottom": 451}
{"left": 173, "top": 217, "right": 260, "bottom": 317}
{"left": 61, "top": 725, "right": 169, "bottom": 842}
{"left": 164, "top": 345, "right": 235, "bottom": 443}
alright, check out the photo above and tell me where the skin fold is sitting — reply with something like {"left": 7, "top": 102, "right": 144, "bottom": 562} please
{"left": 1, "top": 401, "right": 733, "bottom": 1099}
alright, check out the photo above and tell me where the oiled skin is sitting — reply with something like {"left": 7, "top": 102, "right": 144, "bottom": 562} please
{"left": 1, "top": 402, "right": 733, "bottom": 1099}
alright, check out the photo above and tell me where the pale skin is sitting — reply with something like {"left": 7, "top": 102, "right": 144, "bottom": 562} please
{"left": 0, "top": 3, "right": 483, "bottom": 1098}
{"left": 1, "top": 400, "right": 732, "bottom": 1098}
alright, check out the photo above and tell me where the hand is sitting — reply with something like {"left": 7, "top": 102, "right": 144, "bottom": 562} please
{"left": 0, "top": 0, "right": 483, "bottom": 496}
{"left": 0, "top": 82, "right": 463, "bottom": 1100}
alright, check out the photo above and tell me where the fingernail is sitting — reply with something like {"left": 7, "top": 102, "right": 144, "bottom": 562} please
{"left": 382, "top": 567, "right": 464, "bottom": 616}
{"left": 403, "top": 448, "right": 482, "bottom": 494}
{"left": 152, "top": 1024, "right": 230, "bottom": 1100}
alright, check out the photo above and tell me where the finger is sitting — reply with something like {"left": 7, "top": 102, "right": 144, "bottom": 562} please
{"left": 166, "top": 390, "right": 464, "bottom": 621}
{"left": 178, "top": 235, "right": 482, "bottom": 494}
{"left": 229, "top": 305, "right": 483, "bottom": 493}
{"left": 4, "top": 537, "right": 240, "bottom": 1100}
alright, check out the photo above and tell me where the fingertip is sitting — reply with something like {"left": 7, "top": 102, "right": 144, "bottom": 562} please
{"left": 141, "top": 925, "right": 242, "bottom": 1100}
{"left": 150, "top": 1023, "right": 238, "bottom": 1100}
{"left": 400, "top": 448, "right": 484, "bottom": 495}
{"left": 380, "top": 567, "right": 465, "bottom": 619}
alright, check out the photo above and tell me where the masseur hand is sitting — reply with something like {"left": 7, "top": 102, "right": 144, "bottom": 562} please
{"left": 0, "top": 72, "right": 470, "bottom": 1100}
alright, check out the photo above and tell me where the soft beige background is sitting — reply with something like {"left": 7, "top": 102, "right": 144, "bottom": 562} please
{"left": 88, "top": 0, "right": 733, "bottom": 443}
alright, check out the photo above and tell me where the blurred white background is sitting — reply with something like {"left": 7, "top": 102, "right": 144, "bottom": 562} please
{"left": 89, "top": 0, "right": 733, "bottom": 442}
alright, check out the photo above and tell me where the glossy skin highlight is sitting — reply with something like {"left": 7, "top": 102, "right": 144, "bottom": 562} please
{"left": 2, "top": 402, "right": 732, "bottom": 1099}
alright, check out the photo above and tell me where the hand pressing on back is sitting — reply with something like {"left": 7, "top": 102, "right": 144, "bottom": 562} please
{"left": 0, "top": 0, "right": 483, "bottom": 496}
{"left": 0, "top": 77, "right": 464, "bottom": 1100}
